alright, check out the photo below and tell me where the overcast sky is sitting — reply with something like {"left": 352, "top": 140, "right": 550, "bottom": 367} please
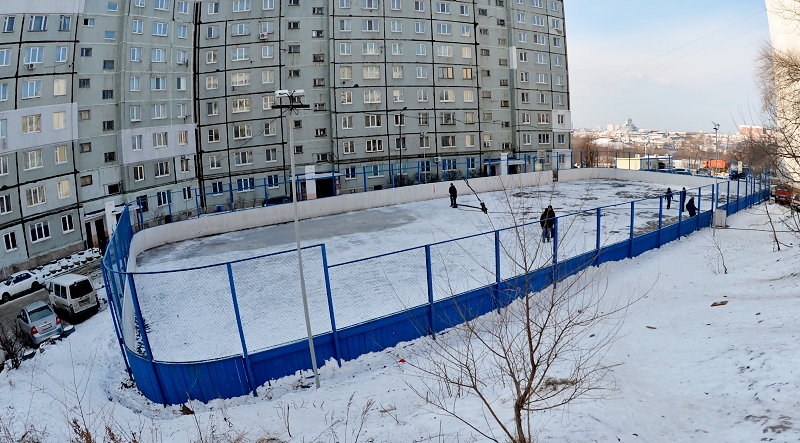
{"left": 565, "top": 0, "right": 770, "bottom": 134}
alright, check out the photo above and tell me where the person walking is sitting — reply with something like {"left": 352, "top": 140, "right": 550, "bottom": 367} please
{"left": 686, "top": 197, "right": 697, "bottom": 217}
{"left": 665, "top": 188, "right": 673, "bottom": 210}
{"left": 449, "top": 183, "right": 458, "bottom": 208}
{"left": 540, "top": 205, "right": 556, "bottom": 243}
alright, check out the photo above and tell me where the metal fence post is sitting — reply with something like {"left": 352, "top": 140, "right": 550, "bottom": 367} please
{"left": 228, "top": 182, "right": 235, "bottom": 211}
{"left": 494, "top": 230, "right": 501, "bottom": 311}
{"left": 362, "top": 166, "right": 367, "bottom": 192}
{"left": 263, "top": 178, "right": 269, "bottom": 204}
{"left": 102, "top": 261, "right": 132, "bottom": 378}
{"left": 658, "top": 196, "right": 663, "bottom": 248}
{"left": 736, "top": 180, "right": 741, "bottom": 212}
{"left": 595, "top": 207, "right": 601, "bottom": 265}
{"left": 629, "top": 201, "right": 634, "bottom": 258}
{"left": 726, "top": 181, "right": 731, "bottom": 215}
{"left": 425, "top": 245, "right": 435, "bottom": 337}
{"left": 697, "top": 187, "right": 702, "bottom": 230}
{"left": 167, "top": 191, "right": 173, "bottom": 222}
{"left": 678, "top": 190, "right": 684, "bottom": 236}
{"left": 226, "top": 263, "right": 257, "bottom": 396}
{"left": 553, "top": 217, "right": 558, "bottom": 267}
{"left": 331, "top": 170, "right": 337, "bottom": 196}
{"left": 127, "top": 273, "right": 168, "bottom": 406}
{"left": 194, "top": 187, "right": 201, "bottom": 217}
{"left": 321, "top": 245, "right": 342, "bottom": 365}
{"left": 390, "top": 163, "right": 395, "bottom": 188}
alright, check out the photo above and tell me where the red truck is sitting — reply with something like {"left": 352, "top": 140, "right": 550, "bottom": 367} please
{"left": 775, "top": 183, "right": 792, "bottom": 205}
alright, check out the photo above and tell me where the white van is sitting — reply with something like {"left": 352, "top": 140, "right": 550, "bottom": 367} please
{"left": 47, "top": 274, "right": 99, "bottom": 320}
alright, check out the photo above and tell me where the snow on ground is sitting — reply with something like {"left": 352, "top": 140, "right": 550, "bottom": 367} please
{"left": 132, "top": 179, "right": 728, "bottom": 362}
{"left": 0, "top": 200, "right": 797, "bottom": 442}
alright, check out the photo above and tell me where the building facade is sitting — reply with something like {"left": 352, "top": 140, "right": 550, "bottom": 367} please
{"left": 0, "top": 0, "right": 570, "bottom": 275}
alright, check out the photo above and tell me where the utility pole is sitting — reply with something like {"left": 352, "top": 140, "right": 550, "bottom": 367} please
{"left": 273, "top": 89, "right": 319, "bottom": 389}
{"left": 712, "top": 122, "right": 720, "bottom": 210}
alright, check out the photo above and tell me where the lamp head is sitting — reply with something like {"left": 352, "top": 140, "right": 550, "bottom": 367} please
{"left": 275, "top": 89, "right": 290, "bottom": 98}
{"left": 291, "top": 89, "right": 305, "bottom": 97}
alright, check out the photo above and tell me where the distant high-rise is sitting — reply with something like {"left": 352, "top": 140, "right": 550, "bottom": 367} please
{"left": 0, "top": 0, "right": 571, "bottom": 274}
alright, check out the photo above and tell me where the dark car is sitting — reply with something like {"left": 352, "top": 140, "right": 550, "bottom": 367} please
{"left": 265, "top": 196, "right": 293, "bottom": 206}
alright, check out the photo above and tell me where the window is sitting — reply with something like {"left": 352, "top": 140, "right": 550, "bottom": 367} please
{"left": 537, "top": 93, "right": 548, "bottom": 104}
{"left": 233, "top": 124, "right": 252, "bottom": 139}
{"left": 232, "top": 23, "right": 251, "bottom": 36}
{"left": 152, "top": 132, "right": 168, "bottom": 147}
{"left": 553, "top": 36, "right": 562, "bottom": 48}
{"left": 22, "top": 115, "right": 41, "bottom": 134}
{"left": 132, "top": 19, "right": 143, "bottom": 34}
{"left": 464, "top": 112, "right": 475, "bottom": 124}
{"left": 57, "top": 180, "right": 71, "bottom": 199}
{"left": 133, "top": 165, "right": 145, "bottom": 181}
{"left": 2, "top": 16, "right": 15, "bottom": 32}
{"left": 519, "top": 51, "right": 528, "bottom": 62}
{"left": 177, "top": 130, "right": 188, "bottom": 145}
{"left": 366, "top": 140, "right": 383, "bottom": 152}
{"left": 466, "top": 135, "right": 475, "bottom": 147}
{"left": 266, "top": 148, "right": 277, "bottom": 162}
{"left": 417, "top": 89, "right": 428, "bottom": 102}
{"left": 536, "top": 73, "right": 548, "bottom": 84}
{"left": 313, "top": 29, "right": 324, "bottom": 38}
{"left": 263, "top": 70, "right": 275, "bottom": 83}
{"left": 54, "top": 112, "right": 67, "bottom": 130}
{"left": 152, "top": 76, "right": 167, "bottom": 90}
{"left": 154, "top": 191, "right": 169, "bottom": 207}
{"left": 208, "top": 2, "right": 220, "bottom": 13}
{"left": 0, "top": 194, "right": 11, "bottom": 214}
{"left": 25, "top": 47, "right": 44, "bottom": 64}
{"left": 262, "top": 94, "right": 275, "bottom": 109}
{"left": 150, "top": 48, "right": 165, "bottom": 63}
{"left": 416, "top": 44, "right": 427, "bottom": 56}
{"left": 520, "top": 72, "right": 529, "bottom": 83}
{"left": 339, "top": 42, "right": 351, "bottom": 55}
{"left": 29, "top": 222, "right": 50, "bottom": 243}
{"left": 391, "top": 20, "right": 402, "bottom": 32}
{"left": 537, "top": 113, "right": 550, "bottom": 124}
{"left": 130, "top": 47, "right": 142, "bottom": 62}
{"left": 557, "top": 134, "right": 566, "bottom": 144}
{"left": 3, "top": 232, "right": 16, "bottom": 251}
{"left": 104, "top": 31, "right": 116, "bottom": 40}
{"left": 130, "top": 77, "right": 140, "bottom": 91}
{"left": 340, "top": 66, "right": 352, "bottom": 80}
{"left": 102, "top": 90, "right": 113, "bottom": 99}
{"left": 25, "top": 186, "right": 45, "bottom": 207}
{"left": 419, "top": 113, "right": 429, "bottom": 125}
{"left": 0, "top": 119, "right": 4, "bottom": 138}
{"left": 231, "top": 72, "right": 250, "bottom": 86}
{"left": 83, "top": 18, "right": 95, "bottom": 27}
{"left": 393, "top": 89, "right": 404, "bottom": 102}
{"left": 154, "top": 0, "right": 169, "bottom": 10}
{"left": 522, "top": 112, "right": 531, "bottom": 124}
{"left": 178, "top": 0, "right": 189, "bottom": 13}
{"left": 28, "top": 15, "right": 47, "bottom": 32}
{"left": 439, "top": 89, "right": 454, "bottom": 102}
{"left": 79, "top": 110, "right": 90, "bottom": 120}
{"left": 178, "top": 25, "right": 187, "bottom": 39}
{"left": 363, "top": 19, "right": 379, "bottom": 32}
{"left": 264, "top": 121, "right": 276, "bottom": 135}
{"left": 154, "top": 161, "right": 170, "bottom": 177}
{"left": 441, "top": 112, "right": 455, "bottom": 124}
{"left": 438, "top": 66, "right": 453, "bottom": 79}
{"left": 207, "top": 102, "right": 219, "bottom": 116}
{"left": 437, "top": 23, "right": 451, "bottom": 35}
{"left": 233, "top": 0, "right": 251, "bottom": 11}
{"left": 363, "top": 65, "right": 380, "bottom": 79}
{"left": 132, "top": 135, "right": 142, "bottom": 150}
{"left": 232, "top": 98, "right": 251, "bottom": 113}
{"left": 80, "top": 143, "right": 91, "bottom": 153}
{"left": 234, "top": 151, "right": 253, "bottom": 166}
{"left": 538, "top": 133, "right": 550, "bottom": 144}
{"left": 437, "top": 45, "right": 453, "bottom": 57}
{"left": 288, "top": 45, "right": 300, "bottom": 53}
{"left": 102, "top": 60, "right": 115, "bottom": 70}
{"left": 461, "top": 25, "right": 470, "bottom": 37}
{"left": 205, "top": 76, "right": 218, "bottom": 90}
{"left": 415, "top": 0, "right": 424, "bottom": 11}
{"left": 415, "top": 21, "right": 425, "bottom": 33}
{"left": 523, "top": 133, "right": 532, "bottom": 145}
{"left": 532, "top": 15, "right": 544, "bottom": 26}
{"left": 364, "top": 114, "right": 382, "bottom": 127}
{"left": 341, "top": 115, "right": 353, "bottom": 128}
{"left": 340, "top": 19, "right": 351, "bottom": 31}
{"left": 21, "top": 80, "right": 42, "bottom": 100}
{"left": 554, "top": 55, "right": 563, "bottom": 67}
{"left": 236, "top": 178, "right": 255, "bottom": 192}
{"left": 177, "top": 77, "right": 187, "bottom": 90}
{"left": 0, "top": 156, "right": 6, "bottom": 175}
{"left": 262, "top": 45, "right": 274, "bottom": 58}
{"left": 288, "top": 21, "right": 300, "bottom": 30}
{"left": 0, "top": 49, "right": 9, "bottom": 66}
{"left": 364, "top": 90, "right": 381, "bottom": 103}
{"left": 393, "top": 66, "right": 404, "bottom": 78}
{"left": 363, "top": 0, "right": 378, "bottom": 8}
{"left": 152, "top": 22, "right": 168, "bottom": 36}
{"left": 463, "top": 90, "right": 474, "bottom": 102}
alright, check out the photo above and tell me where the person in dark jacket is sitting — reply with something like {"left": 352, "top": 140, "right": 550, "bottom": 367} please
{"left": 680, "top": 187, "right": 687, "bottom": 214}
{"left": 540, "top": 205, "right": 555, "bottom": 242}
{"left": 665, "top": 188, "right": 673, "bottom": 210}
{"left": 449, "top": 183, "right": 458, "bottom": 208}
{"left": 686, "top": 197, "right": 697, "bottom": 217}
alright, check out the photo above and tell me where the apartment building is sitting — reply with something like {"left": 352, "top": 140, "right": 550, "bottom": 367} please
{"left": 0, "top": 0, "right": 570, "bottom": 274}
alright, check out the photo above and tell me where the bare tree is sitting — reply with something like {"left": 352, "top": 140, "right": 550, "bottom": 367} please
{"left": 571, "top": 135, "right": 599, "bottom": 167}
{"left": 405, "top": 183, "right": 639, "bottom": 443}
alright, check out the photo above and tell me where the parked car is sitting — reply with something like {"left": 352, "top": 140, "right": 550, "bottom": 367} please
{"left": 1, "top": 271, "right": 43, "bottom": 304}
{"left": 793, "top": 194, "right": 800, "bottom": 211}
{"left": 673, "top": 168, "right": 692, "bottom": 175}
{"left": 265, "top": 196, "right": 293, "bottom": 206}
{"left": 16, "top": 301, "right": 63, "bottom": 346}
{"left": 695, "top": 168, "right": 712, "bottom": 177}
{"left": 775, "top": 183, "right": 792, "bottom": 205}
{"left": 46, "top": 274, "right": 100, "bottom": 320}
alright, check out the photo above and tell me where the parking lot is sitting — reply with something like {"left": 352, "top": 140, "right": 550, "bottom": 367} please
{"left": 0, "top": 262, "right": 101, "bottom": 332}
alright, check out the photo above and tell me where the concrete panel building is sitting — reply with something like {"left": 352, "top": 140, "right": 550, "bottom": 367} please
{"left": 0, "top": 0, "right": 571, "bottom": 275}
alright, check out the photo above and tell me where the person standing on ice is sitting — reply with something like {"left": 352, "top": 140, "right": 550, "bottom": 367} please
{"left": 686, "top": 197, "right": 697, "bottom": 217}
{"left": 665, "top": 188, "right": 673, "bottom": 210}
{"left": 449, "top": 183, "right": 458, "bottom": 208}
{"left": 540, "top": 205, "right": 555, "bottom": 242}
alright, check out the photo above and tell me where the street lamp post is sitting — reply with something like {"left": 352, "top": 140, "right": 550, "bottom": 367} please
{"left": 273, "top": 89, "right": 319, "bottom": 389}
{"left": 712, "top": 122, "right": 720, "bottom": 210}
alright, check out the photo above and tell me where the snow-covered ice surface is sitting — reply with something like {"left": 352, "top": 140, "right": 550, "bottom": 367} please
{"left": 133, "top": 179, "right": 730, "bottom": 362}
{"left": 1, "top": 200, "right": 798, "bottom": 442}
